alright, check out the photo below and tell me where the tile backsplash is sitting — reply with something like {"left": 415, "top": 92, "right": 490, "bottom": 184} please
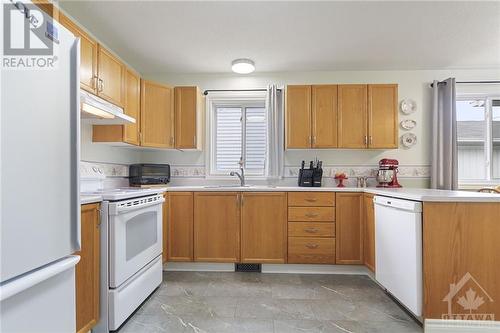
{"left": 80, "top": 160, "right": 430, "bottom": 187}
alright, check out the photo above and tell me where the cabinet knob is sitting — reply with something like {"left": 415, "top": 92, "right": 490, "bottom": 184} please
{"left": 304, "top": 227, "right": 318, "bottom": 233}
{"left": 305, "top": 212, "right": 319, "bottom": 218}
{"left": 306, "top": 243, "right": 319, "bottom": 249}
{"left": 304, "top": 198, "right": 317, "bottom": 202}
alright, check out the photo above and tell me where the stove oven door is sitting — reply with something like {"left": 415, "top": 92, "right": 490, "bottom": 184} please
{"left": 108, "top": 194, "right": 164, "bottom": 288}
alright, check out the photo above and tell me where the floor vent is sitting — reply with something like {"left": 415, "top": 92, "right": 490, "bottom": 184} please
{"left": 235, "top": 263, "right": 261, "bottom": 272}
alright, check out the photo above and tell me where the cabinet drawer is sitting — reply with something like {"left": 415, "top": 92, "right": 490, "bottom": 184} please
{"left": 288, "top": 222, "right": 335, "bottom": 237}
{"left": 288, "top": 237, "right": 335, "bottom": 264}
{"left": 288, "top": 192, "right": 335, "bottom": 207}
{"left": 288, "top": 207, "right": 335, "bottom": 222}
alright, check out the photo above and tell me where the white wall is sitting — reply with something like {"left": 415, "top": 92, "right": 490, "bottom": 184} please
{"left": 139, "top": 69, "right": 500, "bottom": 180}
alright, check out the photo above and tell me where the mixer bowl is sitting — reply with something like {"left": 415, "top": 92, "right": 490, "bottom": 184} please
{"left": 377, "top": 170, "right": 394, "bottom": 183}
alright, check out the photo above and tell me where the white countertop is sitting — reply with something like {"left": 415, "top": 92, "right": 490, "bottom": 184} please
{"left": 80, "top": 194, "right": 103, "bottom": 205}
{"left": 162, "top": 185, "right": 500, "bottom": 202}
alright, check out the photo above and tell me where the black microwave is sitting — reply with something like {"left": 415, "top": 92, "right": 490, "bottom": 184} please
{"left": 129, "top": 164, "right": 170, "bottom": 186}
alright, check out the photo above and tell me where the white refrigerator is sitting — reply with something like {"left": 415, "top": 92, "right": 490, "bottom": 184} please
{"left": 1, "top": 2, "right": 81, "bottom": 332}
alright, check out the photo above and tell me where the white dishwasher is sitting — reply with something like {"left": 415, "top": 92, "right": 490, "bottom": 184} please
{"left": 373, "top": 195, "right": 423, "bottom": 318}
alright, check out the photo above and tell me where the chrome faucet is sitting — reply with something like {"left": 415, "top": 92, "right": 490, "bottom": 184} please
{"left": 230, "top": 159, "right": 245, "bottom": 186}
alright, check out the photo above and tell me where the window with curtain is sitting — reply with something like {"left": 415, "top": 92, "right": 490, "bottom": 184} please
{"left": 206, "top": 92, "right": 269, "bottom": 177}
{"left": 456, "top": 96, "right": 500, "bottom": 184}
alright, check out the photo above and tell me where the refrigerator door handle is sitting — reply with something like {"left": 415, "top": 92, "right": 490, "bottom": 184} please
{"left": 71, "top": 38, "right": 82, "bottom": 252}
{"left": 0, "top": 256, "right": 80, "bottom": 302}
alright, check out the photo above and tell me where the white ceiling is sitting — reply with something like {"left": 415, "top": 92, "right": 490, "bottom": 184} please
{"left": 60, "top": 1, "right": 500, "bottom": 74}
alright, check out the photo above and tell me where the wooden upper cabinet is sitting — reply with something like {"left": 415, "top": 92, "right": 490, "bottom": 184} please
{"left": 174, "top": 86, "right": 204, "bottom": 149}
{"left": 194, "top": 192, "right": 240, "bottom": 262}
{"left": 241, "top": 192, "right": 287, "bottom": 263}
{"left": 123, "top": 69, "right": 141, "bottom": 145}
{"left": 363, "top": 194, "right": 375, "bottom": 272}
{"left": 59, "top": 13, "right": 98, "bottom": 94}
{"left": 77, "top": 203, "right": 100, "bottom": 333}
{"left": 338, "top": 85, "right": 368, "bottom": 148}
{"left": 167, "top": 192, "right": 193, "bottom": 262}
{"left": 97, "top": 46, "right": 124, "bottom": 107}
{"left": 368, "top": 84, "right": 398, "bottom": 149}
{"left": 312, "top": 85, "right": 338, "bottom": 148}
{"left": 141, "top": 80, "right": 175, "bottom": 148}
{"left": 335, "top": 193, "right": 364, "bottom": 264}
{"left": 92, "top": 67, "right": 140, "bottom": 145}
{"left": 286, "top": 85, "right": 311, "bottom": 148}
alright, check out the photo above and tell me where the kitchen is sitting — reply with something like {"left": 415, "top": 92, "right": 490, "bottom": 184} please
{"left": 1, "top": 1, "right": 500, "bottom": 333}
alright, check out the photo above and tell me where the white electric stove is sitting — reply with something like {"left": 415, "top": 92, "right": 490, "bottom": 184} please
{"left": 81, "top": 164, "right": 166, "bottom": 332}
{"left": 83, "top": 187, "right": 167, "bottom": 201}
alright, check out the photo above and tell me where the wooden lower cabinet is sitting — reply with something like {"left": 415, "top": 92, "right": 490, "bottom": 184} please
{"left": 167, "top": 192, "right": 193, "bottom": 262}
{"left": 335, "top": 193, "right": 364, "bottom": 264}
{"left": 77, "top": 203, "right": 100, "bottom": 333}
{"left": 422, "top": 202, "right": 500, "bottom": 320}
{"left": 288, "top": 237, "right": 335, "bottom": 264}
{"left": 194, "top": 192, "right": 240, "bottom": 262}
{"left": 363, "top": 194, "right": 375, "bottom": 272}
{"left": 241, "top": 192, "right": 287, "bottom": 263}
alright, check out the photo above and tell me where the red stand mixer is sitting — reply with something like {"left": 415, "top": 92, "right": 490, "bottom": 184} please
{"left": 376, "top": 159, "right": 402, "bottom": 188}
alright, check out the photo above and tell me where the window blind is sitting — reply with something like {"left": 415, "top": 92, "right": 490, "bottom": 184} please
{"left": 214, "top": 106, "right": 267, "bottom": 175}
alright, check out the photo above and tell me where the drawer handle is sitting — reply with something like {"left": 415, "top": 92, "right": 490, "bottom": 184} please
{"left": 305, "top": 198, "right": 317, "bottom": 202}
{"left": 305, "top": 212, "right": 319, "bottom": 218}
{"left": 306, "top": 243, "right": 319, "bottom": 249}
{"left": 304, "top": 227, "right": 319, "bottom": 233}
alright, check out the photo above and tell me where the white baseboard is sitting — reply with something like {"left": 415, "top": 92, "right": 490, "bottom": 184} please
{"left": 163, "top": 262, "right": 373, "bottom": 277}
{"left": 262, "top": 264, "right": 371, "bottom": 275}
{"left": 425, "top": 319, "right": 500, "bottom": 332}
{"left": 163, "top": 262, "right": 235, "bottom": 272}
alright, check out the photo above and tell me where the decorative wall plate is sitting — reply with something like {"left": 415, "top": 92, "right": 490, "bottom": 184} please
{"left": 400, "top": 99, "right": 417, "bottom": 114}
{"left": 400, "top": 119, "right": 417, "bottom": 130}
{"left": 401, "top": 133, "right": 417, "bottom": 148}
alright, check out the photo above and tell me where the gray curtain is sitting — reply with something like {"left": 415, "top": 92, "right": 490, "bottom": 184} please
{"left": 431, "top": 78, "right": 458, "bottom": 190}
{"left": 265, "top": 84, "right": 284, "bottom": 179}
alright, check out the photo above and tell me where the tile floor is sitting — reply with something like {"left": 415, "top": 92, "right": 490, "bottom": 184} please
{"left": 118, "top": 272, "right": 423, "bottom": 333}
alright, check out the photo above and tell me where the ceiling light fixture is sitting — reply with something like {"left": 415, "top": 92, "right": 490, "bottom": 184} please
{"left": 231, "top": 58, "right": 255, "bottom": 74}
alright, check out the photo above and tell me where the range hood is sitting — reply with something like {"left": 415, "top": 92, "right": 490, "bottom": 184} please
{"left": 80, "top": 90, "right": 135, "bottom": 125}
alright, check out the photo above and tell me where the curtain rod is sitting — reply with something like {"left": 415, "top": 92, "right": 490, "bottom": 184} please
{"left": 430, "top": 80, "right": 500, "bottom": 87}
{"left": 203, "top": 88, "right": 282, "bottom": 96}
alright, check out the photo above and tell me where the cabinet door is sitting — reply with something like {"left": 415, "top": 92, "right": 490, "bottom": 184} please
{"left": 92, "top": 68, "right": 141, "bottom": 144}
{"left": 123, "top": 68, "right": 141, "bottom": 145}
{"left": 76, "top": 204, "right": 100, "bottom": 333}
{"left": 338, "top": 85, "right": 368, "bottom": 148}
{"left": 368, "top": 84, "right": 398, "bottom": 149}
{"left": 141, "top": 80, "right": 175, "bottom": 148}
{"left": 59, "top": 13, "right": 97, "bottom": 94}
{"left": 175, "top": 86, "right": 202, "bottom": 149}
{"left": 363, "top": 194, "right": 375, "bottom": 272}
{"left": 286, "top": 85, "right": 311, "bottom": 148}
{"left": 312, "top": 85, "right": 338, "bottom": 148}
{"left": 241, "top": 192, "right": 287, "bottom": 263}
{"left": 97, "top": 46, "right": 124, "bottom": 107}
{"left": 335, "top": 193, "right": 363, "bottom": 264}
{"left": 194, "top": 192, "right": 240, "bottom": 262}
{"left": 167, "top": 192, "right": 193, "bottom": 262}
{"left": 162, "top": 193, "right": 168, "bottom": 263}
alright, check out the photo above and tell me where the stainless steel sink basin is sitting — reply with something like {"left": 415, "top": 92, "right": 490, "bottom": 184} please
{"left": 202, "top": 185, "right": 277, "bottom": 189}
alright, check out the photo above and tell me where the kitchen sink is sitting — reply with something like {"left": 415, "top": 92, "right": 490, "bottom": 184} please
{"left": 202, "top": 184, "right": 277, "bottom": 189}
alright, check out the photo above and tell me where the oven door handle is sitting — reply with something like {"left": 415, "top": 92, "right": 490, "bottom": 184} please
{"left": 110, "top": 195, "right": 165, "bottom": 215}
